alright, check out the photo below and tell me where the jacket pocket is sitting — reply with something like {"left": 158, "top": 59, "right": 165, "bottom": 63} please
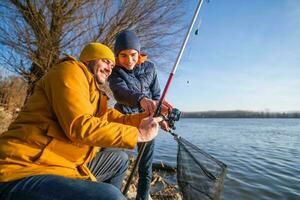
{"left": 34, "top": 124, "right": 92, "bottom": 167}
{"left": 34, "top": 138, "right": 77, "bottom": 168}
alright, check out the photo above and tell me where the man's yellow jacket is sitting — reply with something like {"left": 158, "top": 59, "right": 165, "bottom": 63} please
{"left": 0, "top": 56, "right": 147, "bottom": 182}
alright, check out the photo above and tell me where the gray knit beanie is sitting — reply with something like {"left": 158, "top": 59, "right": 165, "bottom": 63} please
{"left": 114, "top": 30, "right": 141, "bottom": 56}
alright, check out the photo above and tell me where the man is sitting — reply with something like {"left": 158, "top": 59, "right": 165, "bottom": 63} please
{"left": 0, "top": 43, "right": 169, "bottom": 200}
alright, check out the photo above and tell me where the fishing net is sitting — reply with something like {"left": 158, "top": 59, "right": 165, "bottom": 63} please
{"left": 176, "top": 136, "right": 227, "bottom": 200}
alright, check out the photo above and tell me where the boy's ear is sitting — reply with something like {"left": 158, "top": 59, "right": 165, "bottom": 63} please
{"left": 115, "top": 57, "right": 120, "bottom": 66}
{"left": 137, "top": 53, "right": 148, "bottom": 64}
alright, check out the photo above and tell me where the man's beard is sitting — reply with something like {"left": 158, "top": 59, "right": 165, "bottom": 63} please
{"left": 94, "top": 74, "right": 105, "bottom": 85}
{"left": 87, "top": 61, "right": 105, "bottom": 85}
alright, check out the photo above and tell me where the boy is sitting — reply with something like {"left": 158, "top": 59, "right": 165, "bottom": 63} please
{"left": 109, "top": 30, "right": 169, "bottom": 200}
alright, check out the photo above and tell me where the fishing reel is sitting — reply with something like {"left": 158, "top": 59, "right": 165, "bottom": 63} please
{"left": 163, "top": 108, "right": 181, "bottom": 130}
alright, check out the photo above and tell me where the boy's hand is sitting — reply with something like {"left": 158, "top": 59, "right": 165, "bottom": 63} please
{"left": 140, "top": 97, "right": 173, "bottom": 115}
{"left": 160, "top": 100, "right": 173, "bottom": 116}
{"left": 140, "top": 97, "right": 157, "bottom": 114}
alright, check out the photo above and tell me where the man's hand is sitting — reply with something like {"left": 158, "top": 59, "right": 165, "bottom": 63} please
{"left": 140, "top": 97, "right": 157, "bottom": 114}
{"left": 137, "top": 116, "right": 163, "bottom": 142}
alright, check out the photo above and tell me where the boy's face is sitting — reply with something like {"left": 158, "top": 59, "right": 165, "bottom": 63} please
{"left": 118, "top": 49, "right": 139, "bottom": 70}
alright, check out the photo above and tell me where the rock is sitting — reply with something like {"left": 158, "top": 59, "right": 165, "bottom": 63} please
{"left": 124, "top": 156, "right": 182, "bottom": 200}
{"left": 126, "top": 191, "right": 136, "bottom": 200}
{"left": 152, "top": 162, "right": 176, "bottom": 173}
{"left": 126, "top": 192, "right": 152, "bottom": 200}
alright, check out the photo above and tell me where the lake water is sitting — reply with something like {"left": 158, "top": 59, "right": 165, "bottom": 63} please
{"left": 154, "top": 118, "right": 300, "bottom": 200}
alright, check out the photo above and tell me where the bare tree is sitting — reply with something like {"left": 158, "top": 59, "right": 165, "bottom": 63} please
{"left": 0, "top": 0, "right": 189, "bottom": 96}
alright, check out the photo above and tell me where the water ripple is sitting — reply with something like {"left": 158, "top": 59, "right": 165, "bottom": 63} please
{"left": 154, "top": 118, "right": 300, "bottom": 200}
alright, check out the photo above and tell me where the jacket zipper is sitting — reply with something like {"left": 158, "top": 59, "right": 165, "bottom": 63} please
{"left": 135, "top": 69, "right": 143, "bottom": 93}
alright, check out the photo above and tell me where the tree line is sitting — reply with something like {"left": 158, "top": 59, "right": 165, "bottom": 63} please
{"left": 181, "top": 111, "right": 300, "bottom": 118}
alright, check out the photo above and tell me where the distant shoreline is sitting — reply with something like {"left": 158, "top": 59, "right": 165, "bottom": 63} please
{"left": 181, "top": 111, "right": 300, "bottom": 118}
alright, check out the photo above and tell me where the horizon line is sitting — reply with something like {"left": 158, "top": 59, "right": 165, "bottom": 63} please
{"left": 182, "top": 110, "right": 300, "bottom": 113}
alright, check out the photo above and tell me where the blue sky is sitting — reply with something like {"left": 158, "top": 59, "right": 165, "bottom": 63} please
{"left": 159, "top": 0, "right": 300, "bottom": 112}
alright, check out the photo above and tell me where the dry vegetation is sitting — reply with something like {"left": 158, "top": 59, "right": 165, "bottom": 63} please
{"left": 0, "top": 71, "right": 27, "bottom": 133}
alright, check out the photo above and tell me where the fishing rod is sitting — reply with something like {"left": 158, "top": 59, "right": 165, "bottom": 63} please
{"left": 123, "top": 0, "right": 204, "bottom": 195}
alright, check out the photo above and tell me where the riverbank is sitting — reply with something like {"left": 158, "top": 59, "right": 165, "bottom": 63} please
{"left": 124, "top": 157, "right": 181, "bottom": 200}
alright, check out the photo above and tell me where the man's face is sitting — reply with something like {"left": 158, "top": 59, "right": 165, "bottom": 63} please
{"left": 117, "top": 49, "right": 139, "bottom": 70}
{"left": 89, "top": 59, "right": 114, "bottom": 84}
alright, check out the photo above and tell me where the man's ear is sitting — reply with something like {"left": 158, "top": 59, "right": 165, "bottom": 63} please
{"left": 85, "top": 60, "right": 96, "bottom": 73}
